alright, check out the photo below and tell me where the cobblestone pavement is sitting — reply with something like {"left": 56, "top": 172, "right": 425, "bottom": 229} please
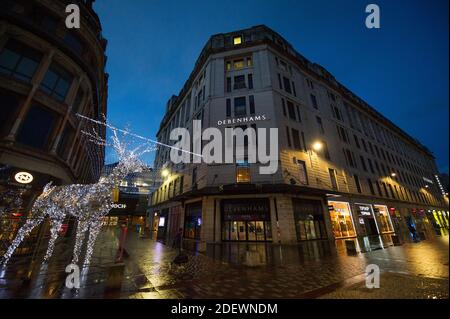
{"left": 0, "top": 226, "right": 448, "bottom": 299}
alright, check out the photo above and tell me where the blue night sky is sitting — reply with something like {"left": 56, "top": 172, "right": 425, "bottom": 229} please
{"left": 94, "top": 0, "right": 449, "bottom": 173}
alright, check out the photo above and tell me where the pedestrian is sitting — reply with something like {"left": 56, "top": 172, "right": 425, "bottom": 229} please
{"left": 408, "top": 223, "right": 419, "bottom": 242}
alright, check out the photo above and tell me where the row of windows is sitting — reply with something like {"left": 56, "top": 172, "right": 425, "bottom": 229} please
{"left": 0, "top": 39, "right": 74, "bottom": 103}
{"left": 288, "top": 155, "right": 440, "bottom": 206}
{"left": 308, "top": 97, "right": 434, "bottom": 191}
{"left": 277, "top": 73, "right": 297, "bottom": 97}
{"left": 226, "top": 74, "right": 253, "bottom": 92}
{"left": 226, "top": 56, "right": 253, "bottom": 71}
{"left": 226, "top": 95, "right": 255, "bottom": 117}
{"left": 0, "top": 89, "right": 77, "bottom": 156}
{"left": 300, "top": 66, "right": 433, "bottom": 179}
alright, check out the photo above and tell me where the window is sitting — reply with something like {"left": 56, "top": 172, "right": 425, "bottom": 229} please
{"left": 367, "top": 178, "right": 375, "bottom": 195}
{"left": 360, "top": 156, "right": 368, "bottom": 172}
{"left": 292, "top": 81, "right": 297, "bottom": 97}
{"left": 382, "top": 182, "right": 389, "bottom": 198}
{"left": 344, "top": 149, "right": 356, "bottom": 168}
{"left": 361, "top": 139, "right": 368, "bottom": 152}
{"left": 233, "top": 75, "right": 246, "bottom": 89}
{"left": 249, "top": 95, "right": 255, "bottom": 115}
{"left": 330, "top": 105, "right": 342, "bottom": 121}
{"left": 295, "top": 105, "right": 301, "bottom": 122}
{"left": 40, "top": 63, "right": 73, "bottom": 102}
{"left": 0, "top": 89, "right": 20, "bottom": 134}
{"left": 337, "top": 125, "right": 349, "bottom": 143}
{"left": 283, "top": 77, "right": 292, "bottom": 94}
{"left": 301, "top": 132, "right": 307, "bottom": 152}
{"left": 328, "top": 91, "right": 336, "bottom": 102}
{"left": 316, "top": 116, "right": 324, "bottom": 134}
{"left": 57, "top": 125, "right": 74, "bottom": 159}
{"left": 287, "top": 101, "right": 296, "bottom": 120}
{"left": 306, "top": 78, "right": 314, "bottom": 89}
{"left": 226, "top": 61, "right": 231, "bottom": 71}
{"left": 286, "top": 126, "right": 291, "bottom": 147}
{"left": 292, "top": 128, "right": 301, "bottom": 150}
{"left": 322, "top": 141, "right": 331, "bottom": 160}
{"left": 17, "top": 104, "right": 57, "bottom": 150}
{"left": 367, "top": 158, "right": 375, "bottom": 174}
{"left": 248, "top": 74, "right": 253, "bottom": 89}
{"left": 354, "top": 175, "right": 362, "bottom": 193}
{"left": 310, "top": 94, "right": 318, "bottom": 109}
{"left": 72, "top": 88, "right": 84, "bottom": 113}
{"left": 376, "top": 182, "right": 383, "bottom": 197}
{"left": 329, "top": 168, "right": 338, "bottom": 190}
{"left": 297, "top": 160, "right": 308, "bottom": 185}
{"left": 192, "top": 167, "right": 197, "bottom": 186}
{"left": 353, "top": 135, "right": 360, "bottom": 148}
{"left": 0, "top": 40, "right": 42, "bottom": 82}
{"left": 226, "top": 99, "right": 231, "bottom": 117}
{"left": 277, "top": 74, "right": 282, "bottom": 89}
{"left": 226, "top": 77, "right": 231, "bottom": 93}
{"left": 281, "top": 98, "right": 287, "bottom": 116}
{"left": 236, "top": 160, "right": 250, "bottom": 183}
{"left": 233, "top": 59, "right": 244, "bottom": 69}
{"left": 247, "top": 57, "right": 253, "bottom": 67}
{"left": 233, "top": 36, "right": 242, "bottom": 45}
{"left": 234, "top": 97, "right": 246, "bottom": 116}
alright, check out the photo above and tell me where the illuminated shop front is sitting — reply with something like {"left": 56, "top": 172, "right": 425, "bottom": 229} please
{"left": 292, "top": 199, "right": 327, "bottom": 240}
{"left": 373, "top": 205, "right": 394, "bottom": 233}
{"left": 328, "top": 201, "right": 356, "bottom": 238}
{"left": 221, "top": 198, "right": 272, "bottom": 242}
{"left": 355, "top": 203, "right": 379, "bottom": 236}
{"left": 427, "top": 210, "right": 449, "bottom": 236}
{"left": 184, "top": 202, "right": 202, "bottom": 240}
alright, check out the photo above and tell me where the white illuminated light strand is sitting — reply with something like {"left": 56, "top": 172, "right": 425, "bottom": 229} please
{"left": 1, "top": 128, "right": 153, "bottom": 268}
{"left": 76, "top": 113, "right": 203, "bottom": 159}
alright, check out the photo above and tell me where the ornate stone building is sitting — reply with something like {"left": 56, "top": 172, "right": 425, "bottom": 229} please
{"left": 0, "top": 0, "right": 108, "bottom": 203}
{"left": 0, "top": 0, "right": 108, "bottom": 250}
{"left": 152, "top": 25, "right": 448, "bottom": 249}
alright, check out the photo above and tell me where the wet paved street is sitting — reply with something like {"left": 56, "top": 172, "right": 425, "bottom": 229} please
{"left": 0, "top": 226, "right": 448, "bottom": 299}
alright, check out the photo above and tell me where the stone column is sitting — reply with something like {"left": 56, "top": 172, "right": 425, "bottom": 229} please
{"left": 50, "top": 75, "right": 85, "bottom": 154}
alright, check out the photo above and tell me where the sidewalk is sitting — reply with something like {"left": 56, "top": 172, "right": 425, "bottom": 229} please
{"left": 1, "top": 226, "right": 448, "bottom": 299}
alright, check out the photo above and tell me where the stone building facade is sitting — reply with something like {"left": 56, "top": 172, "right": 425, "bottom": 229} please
{"left": 149, "top": 25, "right": 448, "bottom": 250}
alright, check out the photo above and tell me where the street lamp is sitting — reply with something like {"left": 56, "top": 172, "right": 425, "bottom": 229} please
{"left": 161, "top": 168, "right": 169, "bottom": 178}
{"left": 312, "top": 141, "right": 323, "bottom": 152}
{"left": 390, "top": 172, "right": 397, "bottom": 178}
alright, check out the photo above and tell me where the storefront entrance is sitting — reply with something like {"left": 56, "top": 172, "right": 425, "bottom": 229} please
{"left": 292, "top": 199, "right": 327, "bottom": 240}
{"left": 184, "top": 202, "right": 202, "bottom": 240}
{"left": 221, "top": 198, "right": 272, "bottom": 242}
{"left": 355, "top": 203, "right": 379, "bottom": 236}
{"left": 373, "top": 205, "right": 394, "bottom": 233}
{"left": 328, "top": 201, "right": 356, "bottom": 238}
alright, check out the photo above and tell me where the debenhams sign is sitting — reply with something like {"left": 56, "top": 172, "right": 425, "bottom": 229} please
{"left": 217, "top": 115, "right": 267, "bottom": 126}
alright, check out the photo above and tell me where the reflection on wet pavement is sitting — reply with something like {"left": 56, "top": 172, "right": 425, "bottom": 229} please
{"left": 0, "top": 227, "right": 448, "bottom": 299}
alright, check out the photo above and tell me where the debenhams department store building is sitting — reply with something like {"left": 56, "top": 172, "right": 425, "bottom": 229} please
{"left": 148, "top": 25, "right": 449, "bottom": 249}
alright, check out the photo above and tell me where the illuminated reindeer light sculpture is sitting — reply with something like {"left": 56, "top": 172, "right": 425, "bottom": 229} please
{"left": 1, "top": 129, "right": 153, "bottom": 267}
